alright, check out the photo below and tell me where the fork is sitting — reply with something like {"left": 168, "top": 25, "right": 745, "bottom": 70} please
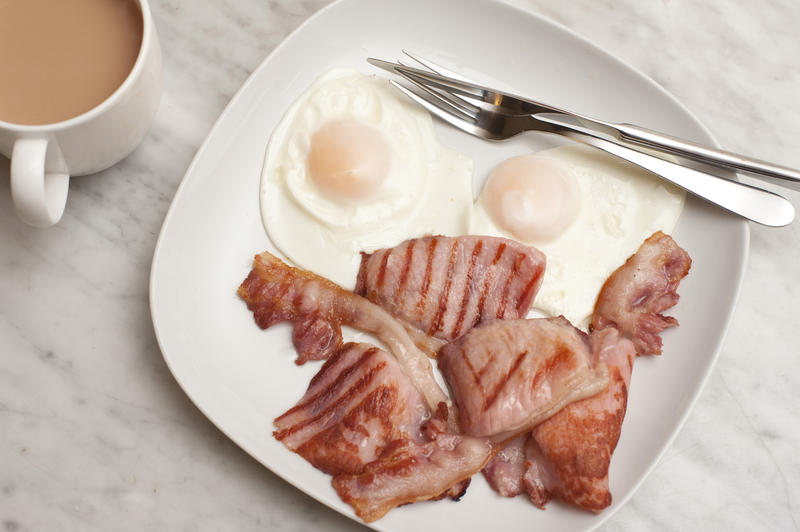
{"left": 372, "top": 54, "right": 800, "bottom": 192}
{"left": 367, "top": 55, "right": 796, "bottom": 227}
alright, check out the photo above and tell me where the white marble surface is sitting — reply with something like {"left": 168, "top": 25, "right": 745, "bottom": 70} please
{"left": 1, "top": 0, "right": 799, "bottom": 530}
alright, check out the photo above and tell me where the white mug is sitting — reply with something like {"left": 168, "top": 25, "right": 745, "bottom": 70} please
{"left": 0, "top": 0, "right": 161, "bottom": 227}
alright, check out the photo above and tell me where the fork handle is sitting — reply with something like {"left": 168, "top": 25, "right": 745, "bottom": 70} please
{"left": 616, "top": 123, "right": 800, "bottom": 191}
{"left": 548, "top": 125, "right": 795, "bottom": 227}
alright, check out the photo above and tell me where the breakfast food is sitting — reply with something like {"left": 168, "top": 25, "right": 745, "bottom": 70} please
{"left": 332, "top": 416, "right": 496, "bottom": 522}
{"left": 355, "top": 235, "right": 546, "bottom": 341}
{"left": 260, "top": 68, "right": 473, "bottom": 289}
{"left": 482, "top": 231, "right": 692, "bottom": 511}
{"left": 238, "top": 230, "right": 690, "bottom": 521}
{"left": 438, "top": 317, "right": 609, "bottom": 438}
{"left": 243, "top": 65, "right": 693, "bottom": 524}
{"left": 476, "top": 153, "right": 581, "bottom": 242}
{"left": 590, "top": 230, "right": 691, "bottom": 355}
{"left": 471, "top": 145, "right": 685, "bottom": 328}
{"left": 523, "top": 327, "right": 637, "bottom": 510}
{"left": 273, "top": 341, "right": 431, "bottom": 475}
{"left": 237, "top": 250, "right": 450, "bottom": 419}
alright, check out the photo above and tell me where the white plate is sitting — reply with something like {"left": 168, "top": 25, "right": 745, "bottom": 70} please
{"left": 149, "top": 0, "right": 748, "bottom": 530}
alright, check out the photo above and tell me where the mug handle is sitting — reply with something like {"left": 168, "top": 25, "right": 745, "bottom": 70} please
{"left": 10, "top": 138, "right": 70, "bottom": 227}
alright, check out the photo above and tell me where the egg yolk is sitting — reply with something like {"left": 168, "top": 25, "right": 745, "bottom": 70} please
{"left": 483, "top": 154, "right": 580, "bottom": 243}
{"left": 307, "top": 120, "right": 390, "bottom": 202}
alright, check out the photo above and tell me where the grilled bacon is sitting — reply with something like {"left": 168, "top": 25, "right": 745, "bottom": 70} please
{"left": 524, "top": 327, "right": 637, "bottom": 511}
{"left": 274, "top": 342, "right": 430, "bottom": 475}
{"left": 482, "top": 434, "right": 528, "bottom": 497}
{"left": 332, "top": 429, "right": 495, "bottom": 522}
{"left": 438, "top": 317, "right": 609, "bottom": 439}
{"left": 356, "top": 235, "right": 545, "bottom": 342}
{"left": 591, "top": 230, "right": 692, "bottom": 355}
{"left": 243, "top": 230, "right": 691, "bottom": 521}
{"left": 275, "top": 341, "right": 494, "bottom": 522}
{"left": 484, "top": 231, "right": 691, "bottom": 513}
{"left": 238, "top": 251, "right": 450, "bottom": 417}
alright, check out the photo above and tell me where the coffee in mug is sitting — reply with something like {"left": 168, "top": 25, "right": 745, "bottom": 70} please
{"left": 0, "top": 0, "right": 161, "bottom": 227}
{"left": 0, "top": 0, "right": 144, "bottom": 126}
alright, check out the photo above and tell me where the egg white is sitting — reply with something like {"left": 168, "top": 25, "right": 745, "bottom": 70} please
{"left": 261, "top": 68, "right": 474, "bottom": 289}
{"left": 471, "top": 144, "right": 685, "bottom": 329}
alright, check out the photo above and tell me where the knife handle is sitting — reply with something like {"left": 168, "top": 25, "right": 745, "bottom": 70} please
{"left": 617, "top": 123, "right": 800, "bottom": 192}
{"left": 551, "top": 127, "right": 795, "bottom": 227}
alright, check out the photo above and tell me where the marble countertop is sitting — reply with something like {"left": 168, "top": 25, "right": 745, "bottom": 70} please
{"left": 1, "top": 1, "right": 798, "bottom": 530}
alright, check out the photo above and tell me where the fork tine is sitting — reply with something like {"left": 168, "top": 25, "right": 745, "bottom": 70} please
{"left": 398, "top": 52, "right": 482, "bottom": 118}
{"left": 395, "top": 67, "right": 481, "bottom": 119}
{"left": 367, "top": 58, "right": 486, "bottom": 101}
{"left": 389, "top": 81, "right": 488, "bottom": 139}
{"left": 401, "top": 50, "right": 473, "bottom": 82}
{"left": 369, "top": 57, "right": 537, "bottom": 116}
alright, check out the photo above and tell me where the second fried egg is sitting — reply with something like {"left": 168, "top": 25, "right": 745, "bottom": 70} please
{"left": 471, "top": 144, "right": 685, "bottom": 329}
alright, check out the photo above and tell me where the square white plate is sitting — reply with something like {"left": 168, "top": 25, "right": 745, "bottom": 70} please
{"left": 149, "top": 0, "right": 748, "bottom": 530}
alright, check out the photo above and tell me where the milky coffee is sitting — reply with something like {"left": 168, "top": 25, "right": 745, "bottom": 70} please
{"left": 0, "top": 0, "right": 143, "bottom": 125}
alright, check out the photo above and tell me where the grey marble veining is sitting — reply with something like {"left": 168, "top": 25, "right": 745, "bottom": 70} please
{"left": 1, "top": 1, "right": 798, "bottom": 531}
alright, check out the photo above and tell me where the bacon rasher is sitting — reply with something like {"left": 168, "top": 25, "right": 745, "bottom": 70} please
{"left": 333, "top": 428, "right": 495, "bottom": 522}
{"left": 483, "top": 231, "right": 691, "bottom": 512}
{"left": 356, "top": 235, "right": 545, "bottom": 342}
{"left": 438, "top": 317, "right": 609, "bottom": 439}
{"left": 238, "top": 251, "right": 450, "bottom": 417}
{"left": 332, "top": 314, "right": 615, "bottom": 522}
{"left": 241, "top": 232, "right": 690, "bottom": 521}
{"left": 591, "top": 230, "right": 693, "bottom": 355}
{"left": 274, "top": 341, "right": 495, "bottom": 522}
{"left": 274, "top": 342, "right": 430, "bottom": 475}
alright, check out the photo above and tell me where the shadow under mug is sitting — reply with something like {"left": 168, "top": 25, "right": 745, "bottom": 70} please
{"left": 0, "top": 0, "right": 161, "bottom": 227}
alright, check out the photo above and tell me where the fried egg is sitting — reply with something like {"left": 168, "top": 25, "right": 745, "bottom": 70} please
{"left": 261, "top": 69, "right": 473, "bottom": 289}
{"left": 471, "top": 144, "right": 685, "bottom": 329}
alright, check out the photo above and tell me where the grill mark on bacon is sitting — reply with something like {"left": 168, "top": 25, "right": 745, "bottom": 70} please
{"left": 482, "top": 350, "right": 528, "bottom": 413}
{"left": 493, "top": 243, "right": 507, "bottom": 265}
{"left": 294, "top": 386, "right": 397, "bottom": 475}
{"left": 307, "top": 343, "right": 358, "bottom": 389}
{"left": 472, "top": 243, "right": 506, "bottom": 330}
{"left": 277, "top": 277, "right": 292, "bottom": 300}
{"left": 416, "top": 237, "right": 439, "bottom": 317}
{"left": 358, "top": 236, "right": 543, "bottom": 343}
{"left": 452, "top": 240, "right": 484, "bottom": 339}
{"left": 284, "top": 346, "right": 380, "bottom": 417}
{"left": 498, "top": 254, "right": 521, "bottom": 319}
{"left": 428, "top": 240, "right": 459, "bottom": 336}
{"left": 460, "top": 347, "right": 482, "bottom": 390}
{"left": 497, "top": 261, "right": 517, "bottom": 320}
{"left": 531, "top": 344, "right": 570, "bottom": 390}
{"left": 397, "top": 238, "right": 415, "bottom": 294}
{"left": 476, "top": 360, "right": 491, "bottom": 381}
{"left": 376, "top": 248, "right": 391, "bottom": 293}
{"left": 517, "top": 268, "right": 542, "bottom": 315}
{"left": 474, "top": 324, "right": 512, "bottom": 381}
{"left": 275, "top": 357, "right": 387, "bottom": 440}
